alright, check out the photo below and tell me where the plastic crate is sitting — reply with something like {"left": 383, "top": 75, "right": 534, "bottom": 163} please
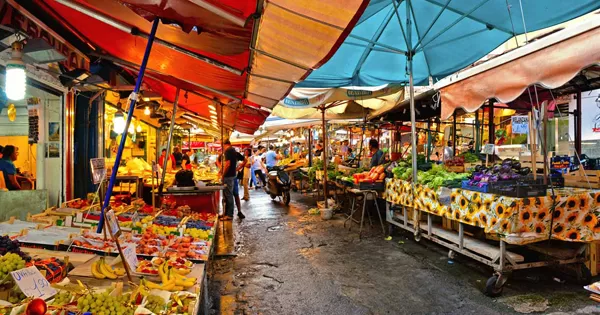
{"left": 488, "top": 178, "right": 548, "bottom": 198}
{"left": 461, "top": 180, "right": 489, "bottom": 193}
{"left": 355, "top": 181, "right": 385, "bottom": 191}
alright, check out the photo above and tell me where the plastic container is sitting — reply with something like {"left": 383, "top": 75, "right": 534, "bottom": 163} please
{"left": 461, "top": 180, "right": 489, "bottom": 193}
{"left": 320, "top": 208, "right": 334, "bottom": 220}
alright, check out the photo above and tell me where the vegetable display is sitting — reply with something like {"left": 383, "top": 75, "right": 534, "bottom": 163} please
{"left": 392, "top": 160, "right": 469, "bottom": 190}
{"left": 466, "top": 158, "right": 531, "bottom": 188}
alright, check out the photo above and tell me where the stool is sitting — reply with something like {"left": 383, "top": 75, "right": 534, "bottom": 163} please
{"left": 343, "top": 189, "right": 385, "bottom": 238}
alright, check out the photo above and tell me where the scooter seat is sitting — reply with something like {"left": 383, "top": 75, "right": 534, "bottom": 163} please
{"left": 268, "top": 171, "right": 278, "bottom": 178}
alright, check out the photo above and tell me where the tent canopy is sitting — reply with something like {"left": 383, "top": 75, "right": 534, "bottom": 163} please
{"left": 436, "top": 15, "right": 600, "bottom": 120}
{"left": 294, "top": 0, "right": 600, "bottom": 89}
{"left": 35, "top": 0, "right": 368, "bottom": 133}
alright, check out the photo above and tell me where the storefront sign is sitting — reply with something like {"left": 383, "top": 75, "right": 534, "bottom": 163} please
{"left": 0, "top": 0, "right": 90, "bottom": 71}
{"left": 511, "top": 116, "right": 529, "bottom": 134}
{"left": 182, "top": 141, "right": 206, "bottom": 149}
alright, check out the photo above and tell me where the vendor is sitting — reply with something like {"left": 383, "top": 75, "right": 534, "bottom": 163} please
{"left": 314, "top": 143, "right": 324, "bottom": 159}
{"left": 369, "top": 139, "right": 385, "bottom": 167}
{"left": 0, "top": 145, "right": 23, "bottom": 190}
{"left": 159, "top": 149, "right": 175, "bottom": 170}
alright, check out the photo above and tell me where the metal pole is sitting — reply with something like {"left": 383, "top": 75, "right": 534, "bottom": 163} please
{"left": 407, "top": 0, "right": 418, "bottom": 182}
{"left": 475, "top": 109, "right": 480, "bottom": 152}
{"left": 321, "top": 108, "right": 328, "bottom": 209}
{"left": 488, "top": 100, "right": 495, "bottom": 146}
{"left": 220, "top": 104, "right": 225, "bottom": 167}
{"left": 308, "top": 129, "right": 313, "bottom": 167}
{"left": 575, "top": 91, "right": 582, "bottom": 156}
{"left": 426, "top": 120, "right": 431, "bottom": 162}
{"left": 452, "top": 111, "right": 457, "bottom": 156}
{"left": 97, "top": 18, "right": 160, "bottom": 233}
{"left": 159, "top": 88, "right": 180, "bottom": 196}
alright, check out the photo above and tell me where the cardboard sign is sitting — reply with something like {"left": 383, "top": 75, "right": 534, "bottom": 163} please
{"left": 481, "top": 144, "right": 495, "bottom": 155}
{"left": 511, "top": 116, "right": 529, "bottom": 134}
{"left": 105, "top": 210, "right": 121, "bottom": 237}
{"left": 90, "top": 158, "right": 106, "bottom": 185}
{"left": 122, "top": 243, "right": 138, "bottom": 271}
{"left": 11, "top": 267, "right": 57, "bottom": 299}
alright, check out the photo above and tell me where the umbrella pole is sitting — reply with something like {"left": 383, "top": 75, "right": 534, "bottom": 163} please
{"left": 407, "top": 0, "right": 418, "bottom": 183}
{"left": 321, "top": 107, "right": 328, "bottom": 209}
{"left": 308, "top": 129, "right": 313, "bottom": 167}
{"left": 159, "top": 88, "right": 180, "bottom": 196}
{"left": 97, "top": 18, "right": 160, "bottom": 233}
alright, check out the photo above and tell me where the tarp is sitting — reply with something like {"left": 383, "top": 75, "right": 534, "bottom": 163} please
{"left": 37, "top": 0, "right": 368, "bottom": 133}
{"left": 294, "top": 0, "right": 600, "bottom": 89}
{"left": 280, "top": 84, "right": 403, "bottom": 108}
{"left": 436, "top": 15, "right": 600, "bottom": 120}
{"left": 246, "top": 0, "right": 369, "bottom": 109}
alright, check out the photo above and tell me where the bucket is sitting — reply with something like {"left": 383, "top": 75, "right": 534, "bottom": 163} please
{"left": 320, "top": 208, "right": 333, "bottom": 220}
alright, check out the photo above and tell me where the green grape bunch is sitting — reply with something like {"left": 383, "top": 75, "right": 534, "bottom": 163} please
{"left": 144, "top": 295, "right": 166, "bottom": 314}
{"left": 50, "top": 291, "right": 72, "bottom": 306}
{"left": 76, "top": 291, "right": 135, "bottom": 315}
{"left": 0, "top": 253, "right": 26, "bottom": 279}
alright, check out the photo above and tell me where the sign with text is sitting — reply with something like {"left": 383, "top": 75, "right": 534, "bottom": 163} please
{"left": 11, "top": 266, "right": 57, "bottom": 299}
{"left": 105, "top": 210, "right": 121, "bottom": 237}
{"left": 122, "top": 243, "right": 138, "bottom": 272}
{"left": 511, "top": 116, "right": 529, "bottom": 134}
{"left": 90, "top": 158, "right": 106, "bottom": 184}
{"left": 481, "top": 144, "right": 495, "bottom": 155}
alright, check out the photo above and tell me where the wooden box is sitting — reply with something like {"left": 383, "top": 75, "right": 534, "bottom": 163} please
{"left": 564, "top": 169, "right": 600, "bottom": 189}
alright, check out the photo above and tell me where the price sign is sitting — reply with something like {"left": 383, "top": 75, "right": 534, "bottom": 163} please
{"left": 90, "top": 158, "right": 106, "bottom": 184}
{"left": 122, "top": 243, "right": 138, "bottom": 271}
{"left": 481, "top": 144, "right": 495, "bottom": 155}
{"left": 11, "top": 267, "right": 57, "bottom": 299}
{"left": 105, "top": 210, "right": 121, "bottom": 237}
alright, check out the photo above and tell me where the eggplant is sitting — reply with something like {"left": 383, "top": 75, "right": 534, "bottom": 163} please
{"left": 499, "top": 173, "right": 511, "bottom": 180}
{"left": 518, "top": 167, "right": 531, "bottom": 175}
{"left": 474, "top": 174, "right": 483, "bottom": 181}
{"left": 502, "top": 159, "right": 513, "bottom": 166}
{"left": 489, "top": 175, "right": 499, "bottom": 182}
{"left": 512, "top": 161, "right": 522, "bottom": 170}
{"left": 510, "top": 173, "right": 521, "bottom": 180}
{"left": 500, "top": 164, "right": 512, "bottom": 174}
{"left": 492, "top": 165, "right": 502, "bottom": 174}
{"left": 475, "top": 165, "right": 483, "bottom": 172}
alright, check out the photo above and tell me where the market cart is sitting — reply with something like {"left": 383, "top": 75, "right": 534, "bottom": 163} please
{"left": 385, "top": 178, "right": 594, "bottom": 296}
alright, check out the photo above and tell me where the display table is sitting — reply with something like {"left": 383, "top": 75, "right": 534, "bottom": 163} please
{"left": 163, "top": 186, "right": 224, "bottom": 214}
{"left": 21, "top": 247, "right": 208, "bottom": 314}
{"left": 343, "top": 188, "right": 385, "bottom": 238}
{"left": 385, "top": 178, "right": 600, "bottom": 244}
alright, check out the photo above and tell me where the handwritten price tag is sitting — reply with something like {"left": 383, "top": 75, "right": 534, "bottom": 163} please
{"left": 11, "top": 267, "right": 57, "bottom": 299}
{"left": 122, "top": 243, "right": 138, "bottom": 271}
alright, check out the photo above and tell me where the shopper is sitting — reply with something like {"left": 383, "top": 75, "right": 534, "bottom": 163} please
{"left": 0, "top": 145, "right": 21, "bottom": 190}
{"left": 368, "top": 139, "right": 385, "bottom": 168}
{"left": 219, "top": 141, "right": 245, "bottom": 220}
{"left": 443, "top": 140, "right": 454, "bottom": 161}
{"left": 173, "top": 146, "right": 183, "bottom": 169}
{"left": 182, "top": 150, "right": 193, "bottom": 169}
{"left": 252, "top": 149, "right": 267, "bottom": 188}
{"left": 315, "top": 143, "right": 324, "bottom": 159}
{"left": 242, "top": 148, "right": 252, "bottom": 201}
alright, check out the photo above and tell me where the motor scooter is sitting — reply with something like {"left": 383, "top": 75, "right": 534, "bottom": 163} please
{"left": 265, "top": 165, "right": 291, "bottom": 205}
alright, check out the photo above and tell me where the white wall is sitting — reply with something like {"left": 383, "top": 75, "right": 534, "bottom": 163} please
{"left": 569, "top": 89, "right": 600, "bottom": 141}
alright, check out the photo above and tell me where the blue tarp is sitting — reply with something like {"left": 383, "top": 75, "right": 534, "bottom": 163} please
{"left": 296, "top": 0, "right": 600, "bottom": 89}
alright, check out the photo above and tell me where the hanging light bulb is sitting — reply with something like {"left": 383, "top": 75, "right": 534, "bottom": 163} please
{"left": 6, "top": 41, "right": 26, "bottom": 101}
{"left": 113, "top": 111, "right": 126, "bottom": 133}
{"left": 208, "top": 104, "right": 216, "bottom": 111}
{"left": 144, "top": 106, "right": 150, "bottom": 115}
{"left": 209, "top": 109, "right": 217, "bottom": 115}
{"left": 136, "top": 124, "right": 142, "bottom": 133}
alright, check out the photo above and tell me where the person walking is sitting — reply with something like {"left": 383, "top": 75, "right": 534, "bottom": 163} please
{"left": 252, "top": 149, "right": 267, "bottom": 188}
{"left": 219, "top": 141, "right": 245, "bottom": 220}
{"left": 242, "top": 148, "right": 252, "bottom": 201}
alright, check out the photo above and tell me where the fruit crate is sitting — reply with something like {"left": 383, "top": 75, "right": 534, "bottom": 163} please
{"left": 564, "top": 169, "right": 600, "bottom": 189}
{"left": 488, "top": 179, "right": 548, "bottom": 198}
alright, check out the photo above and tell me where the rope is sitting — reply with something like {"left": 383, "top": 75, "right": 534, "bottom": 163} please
{"left": 517, "top": 0, "right": 529, "bottom": 43}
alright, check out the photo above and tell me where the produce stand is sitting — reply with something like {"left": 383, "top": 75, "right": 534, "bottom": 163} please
{"left": 162, "top": 186, "right": 224, "bottom": 215}
{"left": 384, "top": 178, "right": 594, "bottom": 296}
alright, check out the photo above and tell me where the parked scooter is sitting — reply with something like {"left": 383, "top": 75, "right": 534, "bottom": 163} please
{"left": 265, "top": 166, "right": 291, "bottom": 205}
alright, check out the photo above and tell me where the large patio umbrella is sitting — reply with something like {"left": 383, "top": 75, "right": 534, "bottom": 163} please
{"left": 290, "top": 0, "right": 600, "bottom": 184}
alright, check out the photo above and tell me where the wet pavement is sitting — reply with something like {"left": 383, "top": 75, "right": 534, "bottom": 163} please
{"left": 208, "top": 189, "right": 600, "bottom": 314}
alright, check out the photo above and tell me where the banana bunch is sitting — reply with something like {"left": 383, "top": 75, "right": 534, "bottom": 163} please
{"left": 142, "top": 261, "right": 196, "bottom": 292}
{"left": 91, "top": 257, "right": 126, "bottom": 280}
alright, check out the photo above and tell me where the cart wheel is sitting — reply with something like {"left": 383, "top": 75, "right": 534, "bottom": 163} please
{"left": 414, "top": 230, "right": 421, "bottom": 242}
{"left": 576, "top": 263, "right": 592, "bottom": 285}
{"left": 448, "top": 250, "right": 456, "bottom": 260}
{"left": 484, "top": 275, "right": 504, "bottom": 297}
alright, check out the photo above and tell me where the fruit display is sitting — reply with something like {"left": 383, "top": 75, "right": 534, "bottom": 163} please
{"left": 184, "top": 228, "right": 211, "bottom": 240}
{"left": 0, "top": 236, "right": 31, "bottom": 261}
{"left": 169, "top": 292, "right": 196, "bottom": 314}
{"left": 142, "top": 260, "right": 197, "bottom": 292}
{"left": 91, "top": 257, "right": 126, "bottom": 280}
{"left": 27, "top": 257, "right": 68, "bottom": 283}
{"left": 136, "top": 256, "right": 193, "bottom": 276}
{"left": 49, "top": 290, "right": 72, "bottom": 305}
{"left": 0, "top": 253, "right": 26, "bottom": 280}
{"left": 352, "top": 165, "right": 387, "bottom": 184}
{"left": 143, "top": 294, "right": 166, "bottom": 314}
{"left": 153, "top": 215, "right": 182, "bottom": 228}
{"left": 76, "top": 290, "right": 135, "bottom": 314}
